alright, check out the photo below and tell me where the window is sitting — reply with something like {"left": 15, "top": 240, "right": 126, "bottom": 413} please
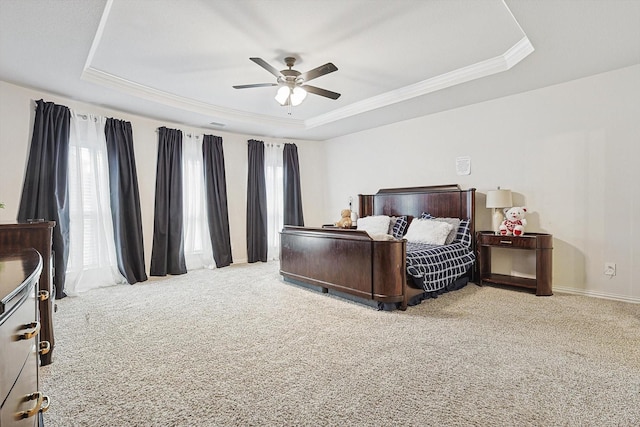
{"left": 66, "top": 113, "right": 124, "bottom": 295}
{"left": 182, "top": 134, "right": 215, "bottom": 269}
{"left": 265, "top": 143, "right": 284, "bottom": 260}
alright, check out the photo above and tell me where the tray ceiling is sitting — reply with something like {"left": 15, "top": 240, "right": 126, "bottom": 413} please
{"left": 0, "top": 0, "right": 638, "bottom": 140}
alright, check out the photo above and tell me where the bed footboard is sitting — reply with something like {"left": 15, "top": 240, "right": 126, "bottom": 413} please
{"left": 279, "top": 227, "right": 408, "bottom": 306}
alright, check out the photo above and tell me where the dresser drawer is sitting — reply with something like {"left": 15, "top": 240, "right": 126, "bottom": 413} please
{"left": 0, "top": 287, "right": 38, "bottom": 406}
{"left": 0, "top": 350, "right": 43, "bottom": 427}
{"left": 478, "top": 234, "right": 537, "bottom": 249}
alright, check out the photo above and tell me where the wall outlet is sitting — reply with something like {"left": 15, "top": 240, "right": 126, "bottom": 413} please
{"left": 604, "top": 262, "right": 616, "bottom": 277}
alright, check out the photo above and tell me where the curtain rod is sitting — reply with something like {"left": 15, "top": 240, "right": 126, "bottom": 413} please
{"left": 154, "top": 128, "right": 202, "bottom": 138}
{"left": 75, "top": 113, "right": 97, "bottom": 122}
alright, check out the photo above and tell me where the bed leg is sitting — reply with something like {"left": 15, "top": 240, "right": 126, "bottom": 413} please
{"left": 400, "top": 289, "right": 408, "bottom": 311}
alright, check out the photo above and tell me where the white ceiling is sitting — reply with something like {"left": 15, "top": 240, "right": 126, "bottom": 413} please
{"left": 1, "top": 0, "right": 638, "bottom": 140}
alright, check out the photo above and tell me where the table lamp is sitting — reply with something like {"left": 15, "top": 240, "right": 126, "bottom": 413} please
{"left": 486, "top": 188, "right": 513, "bottom": 234}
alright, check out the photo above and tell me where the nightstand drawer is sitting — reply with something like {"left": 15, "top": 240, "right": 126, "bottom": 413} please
{"left": 478, "top": 234, "right": 537, "bottom": 249}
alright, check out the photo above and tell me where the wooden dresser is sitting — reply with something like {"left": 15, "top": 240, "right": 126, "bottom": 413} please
{"left": 0, "top": 222, "right": 55, "bottom": 366}
{"left": 0, "top": 249, "right": 50, "bottom": 426}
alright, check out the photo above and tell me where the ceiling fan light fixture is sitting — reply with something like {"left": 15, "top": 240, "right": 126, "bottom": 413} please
{"left": 290, "top": 86, "right": 307, "bottom": 106}
{"left": 275, "top": 85, "right": 290, "bottom": 105}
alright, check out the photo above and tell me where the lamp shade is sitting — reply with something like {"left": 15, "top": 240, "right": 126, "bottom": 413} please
{"left": 486, "top": 189, "right": 513, "bottom": 208}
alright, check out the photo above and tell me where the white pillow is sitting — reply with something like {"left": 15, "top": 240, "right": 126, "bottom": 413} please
{"left": 431, "top": 217, "right": 461, "bottom": 244}
{"left": 357, "top": 215, "right": 392, "bottom": 236}
{"left": 403, "top": 219, "right": 453, "bottom": 245}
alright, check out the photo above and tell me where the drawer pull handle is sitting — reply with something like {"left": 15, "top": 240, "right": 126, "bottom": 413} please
{"left": 499, "top": 240, "right": 513, "bottom": 245}
{"left": 39, "top": 340, "right": 51, "bottom": 355}
{"left": 18, "top": 321, "right": 40, "bottom": 340}
{"left": 38, "top": 290, "right": 50, "bottom": 301}
{"left": 40, "top": 394, "right": 51, "bottom": 413}
{"left": 15, "top": 391, "right": 50, "bottom": 419}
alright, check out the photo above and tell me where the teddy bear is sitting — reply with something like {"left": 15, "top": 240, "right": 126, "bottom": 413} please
{"left": 499, "top": 206, "right": 527, "bottom": 236}
{"left": 335, "top": 209, "right": 353, "bottom": 228}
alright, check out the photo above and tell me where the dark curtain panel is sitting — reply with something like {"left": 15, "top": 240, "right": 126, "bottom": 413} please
{"left": 202, "top": 134, "right": 233, "bottom": 267}
{"left": 17, "top": 99, "right": 71, "bottom": 299}
{"left": 150, "top": 127, "right": 186, "bottom": 276}
{"left": 104, "top": 118, "right": 148, "bottom": 284}
{"left": 283, "top": 143, "right": 304, "bottom": 226}
{"left": 246, "top": 139, "right": 267, "bottom": 263}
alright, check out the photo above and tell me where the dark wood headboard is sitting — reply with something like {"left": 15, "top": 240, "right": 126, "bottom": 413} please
{"left": 358, "top": 184, "right": 475, "bottom": 219}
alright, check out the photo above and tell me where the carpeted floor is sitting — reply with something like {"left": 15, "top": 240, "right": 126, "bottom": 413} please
{"left": 40, "top": 261, "right": 640, "bottom": 426}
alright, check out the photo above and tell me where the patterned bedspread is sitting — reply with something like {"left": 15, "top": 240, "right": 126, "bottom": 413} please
{"left": 405, "top": 241, "right": 476, "bottom": 292}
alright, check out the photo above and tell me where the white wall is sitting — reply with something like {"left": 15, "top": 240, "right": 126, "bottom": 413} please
{"left": 323, "top": 65, "right": 640, "bottom": 302}
{"left": 0, "top": 80, "right": 327, "bottom": 268}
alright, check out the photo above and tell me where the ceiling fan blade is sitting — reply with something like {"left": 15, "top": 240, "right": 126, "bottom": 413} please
{"left": 233, "top": 83, "right": 278, "bottom": 89}
{"left": 249, "top": 57, "right": 283, "bottom": 78}
{"left": 302, "top": 85, "right": 341, "bottom": 100}
{"left": 299, "top": 63, "right": 338, "bottom": 83}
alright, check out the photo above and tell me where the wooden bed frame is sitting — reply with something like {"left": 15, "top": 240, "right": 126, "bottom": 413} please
{"left": 279, "top": 185, "right": 476, "bottom": 310}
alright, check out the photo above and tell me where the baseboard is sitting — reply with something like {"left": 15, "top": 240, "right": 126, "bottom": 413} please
{"left": 553, "top": 286, "right": 640, "bottom": 304}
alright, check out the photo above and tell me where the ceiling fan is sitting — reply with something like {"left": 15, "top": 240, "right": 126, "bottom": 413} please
{"left": 233, "top": 57, "right": 340, "bottom": 108}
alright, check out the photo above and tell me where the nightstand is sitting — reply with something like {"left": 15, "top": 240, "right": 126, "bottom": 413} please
{"left": 477, "top": 231, "right": 553, "bottom": 296}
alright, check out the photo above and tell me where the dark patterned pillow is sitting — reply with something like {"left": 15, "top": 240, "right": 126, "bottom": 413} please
{"left": 453, "top": 219, "right": 472, "bottom": 247}
{"left": 391, "top": 215, "right": 408, "bottom": 238}
{"left": 420, "top": 212, "right": 433, "bottom": 219}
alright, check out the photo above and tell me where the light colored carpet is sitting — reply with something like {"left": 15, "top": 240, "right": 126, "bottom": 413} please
{"left": 40, "top": 262, "right": 640, "bottom": 426}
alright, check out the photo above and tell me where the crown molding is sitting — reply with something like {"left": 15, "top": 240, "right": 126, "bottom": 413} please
{"left": 504, "top": 36, "right": 536, "bottom": 68}
{"left": 306, "top": 36, "right": 534, "bottom": 129}
{"left": 81, "top": 66, "right": 306, "bottom": 129}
